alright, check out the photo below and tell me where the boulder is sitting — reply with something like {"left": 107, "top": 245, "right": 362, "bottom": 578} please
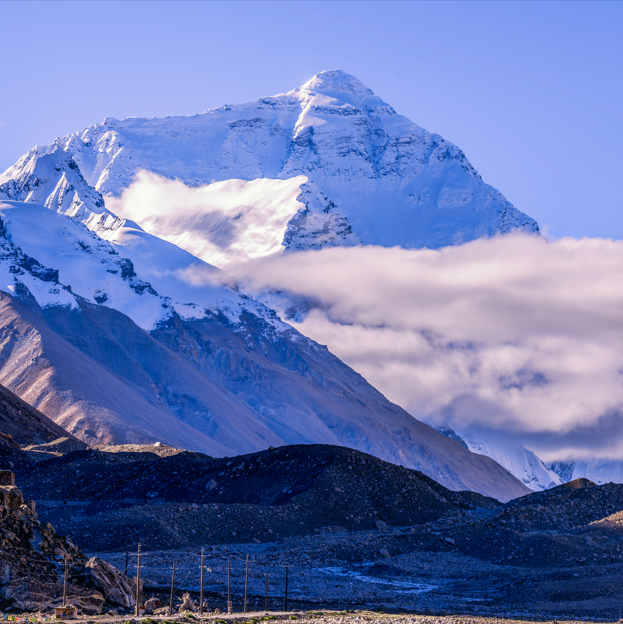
{"left": 83, "top": 556, "right": 135, "bottom": 608}
{"left": 145, "top": 597, "right": 161, "bottom": 611}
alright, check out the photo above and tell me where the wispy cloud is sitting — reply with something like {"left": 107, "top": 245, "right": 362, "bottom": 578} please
{"left": 234, "top": 234, "right": 623, "bottom": 462}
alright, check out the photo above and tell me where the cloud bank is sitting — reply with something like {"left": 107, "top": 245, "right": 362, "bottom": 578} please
{"left": 231, "top": 235, "right": 623, "bottom": 462}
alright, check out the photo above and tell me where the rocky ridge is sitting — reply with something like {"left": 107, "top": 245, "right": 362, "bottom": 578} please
{"left": 6, "top": 440, "right": 623, "bottom": 618}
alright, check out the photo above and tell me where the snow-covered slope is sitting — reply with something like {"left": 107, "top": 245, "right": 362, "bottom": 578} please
{"left": 1, "top": 70, "right": 539, "bottom": 262}
{"left": 550, "top": 460, "right": 623, "bottom": 486}
{"left": 0, "top": 199, "right": 530, "bottom": 501}
{"left": 0, "top": 200, "right": 254, "bottom": 332}
{"left": 463, "top": 437, "right": 562, "bottom": 492}
{"left": 438, "top": 427, "right": 562, "bottom": 491}
{"left": 0, "top": 146, "right": 109, "bottom": 220}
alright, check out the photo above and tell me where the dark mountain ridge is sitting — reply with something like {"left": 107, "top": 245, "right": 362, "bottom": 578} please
{"left": 14, "top": 443, "right": 499, "bottom": 551}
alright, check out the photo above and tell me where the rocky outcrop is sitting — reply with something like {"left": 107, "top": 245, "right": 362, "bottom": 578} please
{"left": 0, "top": 471, "right": 130, "bottom": 613}
{"left": 2, "top": 578, "right": 105, "bottom": 614}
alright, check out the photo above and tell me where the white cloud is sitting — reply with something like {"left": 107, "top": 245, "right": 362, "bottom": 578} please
{"left": 107, "top": 171, "right": 306, "bottom": 270}
{"left": 232, "top": 234, "right": 623, "bottom": 462}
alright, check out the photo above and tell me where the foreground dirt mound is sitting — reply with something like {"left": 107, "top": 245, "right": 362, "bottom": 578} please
{"left": 404, "top": 477, "right": 623, "bottom": 570}
{"left": 17, "top": 444, "right": 499, "bottom": 550}
{"left": 0, "top": 432, "right": 33, "bottom": 470}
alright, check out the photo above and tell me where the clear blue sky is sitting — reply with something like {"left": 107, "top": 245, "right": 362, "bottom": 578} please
{"left": 1, "top": 1, "right": 621, "bottom": 239}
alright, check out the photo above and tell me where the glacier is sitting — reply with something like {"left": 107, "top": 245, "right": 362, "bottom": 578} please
{"left": 550, "top": 459, "right": 623, "bottom": 486}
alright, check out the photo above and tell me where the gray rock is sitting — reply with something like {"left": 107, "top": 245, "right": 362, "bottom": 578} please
{"left": 84, "top": 556, "right": 135, "bottom": 608}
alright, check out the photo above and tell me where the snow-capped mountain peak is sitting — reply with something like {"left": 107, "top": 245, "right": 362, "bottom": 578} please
{"left": 2, "top": 146, "right": 109, "bottom": 221}
{"left": 298, "top": 69, "right": 375, "bottom": 97}
{"left": 292, "top": 69, "right": 389, "bottom": 110}
{"left": 2, "top": 69, "right": 540, "bottom": 266}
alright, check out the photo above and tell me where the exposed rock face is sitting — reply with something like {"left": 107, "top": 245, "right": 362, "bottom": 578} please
{"left": 0, "top": 471, "right": 85, "bottom": 610}
{"left": 2, "top": 578, "right": 105, "bottom": 615}
{"left": 0, "top": 471, "right": 130, "bottom": 613}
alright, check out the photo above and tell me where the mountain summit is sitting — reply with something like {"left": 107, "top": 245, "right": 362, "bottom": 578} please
{"left": 294, "top": 68, "right": 381, "bottom": 101}
{"left": 2, "top": 70, "right": 539, "bottom": 265}
{"left": 0, "top": 72, "right": 539, "bottom": 501}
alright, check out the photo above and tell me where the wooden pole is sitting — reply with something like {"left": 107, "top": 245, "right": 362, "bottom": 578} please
{"left": 227, "top": 560, "right": 232, "bottom": 614}
{"left": 169, "top": 563, "right": 176, "bottom": 616}
{"left": 62, "top": 558, "right": 68, "bottom": 607}
{"left": 244, "top": 554, "right": 249, "bottom": 613}
{"left": 135, "top": 543, "right": 141, "bottom": 617}
{"left": 200, "top": 548, "right": 205, "bottom": 614}
{"left": 284, "top": 564, "right": 288, "bottom": 612}
{"left": 265, "top": 571, "right": 268, "bottom": 612}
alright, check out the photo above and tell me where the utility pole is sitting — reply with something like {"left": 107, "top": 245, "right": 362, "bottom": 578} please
{"left": 169, "top": 563, "right": 176, "bottom": 617}
{"left": 135, "top": 544, "right": 141, "bottom": 617}
{"left": 227, "top": 560, "right": 232, "bottom": 614}
{"left": 244, "top": 554, "right": 249, "bottom": 613}
{"left": 284, "top": 564, "right": 288, "bottom": 612}
{"left": 200, "top": 548, "right": 205, "bottom": 615}
{"left": 62, "top": 557, "right": 68, "bottom": 607}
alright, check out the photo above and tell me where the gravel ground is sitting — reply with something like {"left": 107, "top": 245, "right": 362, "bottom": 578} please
{"left": 94, "top": 527, "right": 623, "bottom": 621}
